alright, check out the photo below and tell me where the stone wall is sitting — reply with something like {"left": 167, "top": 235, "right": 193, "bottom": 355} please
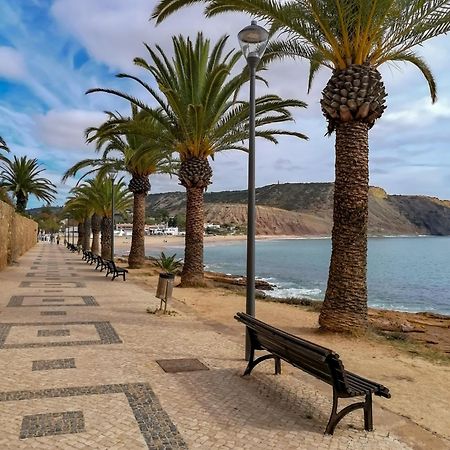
{"left": 0, "top": 200, "right": 38, "bottom": 270}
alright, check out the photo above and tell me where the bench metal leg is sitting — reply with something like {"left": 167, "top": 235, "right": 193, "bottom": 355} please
{"left": 275, "top": 356, "right": 281, "bottom": 375}
{"left": 325, "top": 389, "right": 369, "bottom": 435}
{"left": 244, "top": 354, "right": 282, "bottom": 376}
{"left": 364, "top": 393, "right": 373, "bottom": 431}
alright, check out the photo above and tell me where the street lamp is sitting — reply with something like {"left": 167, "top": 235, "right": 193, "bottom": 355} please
{"left": 109, "top": 169, "right": 118, "bottom": 261}
{"left": 238, "top": 20, "right": 269, "bottom": 359}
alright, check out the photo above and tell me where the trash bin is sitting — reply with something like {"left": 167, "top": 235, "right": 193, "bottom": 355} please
{"left": 156, "top": 273, "right": 175, "bottom": 312}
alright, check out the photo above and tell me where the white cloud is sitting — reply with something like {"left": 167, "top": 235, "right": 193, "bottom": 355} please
{"left": 51, "top": 0, "right": 249, "bottom": 72}
{"left": 34, "top": 109, "right": 106, "bottom": 150}
{"left": 383, "top": 98, "right": 450, "bottom": 127}
{"left": 0, "top": 46, "right": 26, "bottom": 80}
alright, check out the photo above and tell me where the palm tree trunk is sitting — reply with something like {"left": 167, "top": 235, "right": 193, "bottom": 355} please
{"left": 128, "top": 192, "right": 146, "bottom": 268}
{"left": 77, "top": 222, "right": 84, "bottom": 247}
{"left": 101, "top": 216, "right": 112, "bottom": 259}
{"left": 319, "top": 122, "right": 369, "bottom": 333}
{"left": 181, "top": 186, "right": 205, "bottom": 286}
{"left": 91, "top": 213, "right": 101, "bottom": 255}
{"left": 16, "top": 192, "right": 27, "bottom": 213}
{"left": 82, "top": 216, "right": 91, "bottom": 251}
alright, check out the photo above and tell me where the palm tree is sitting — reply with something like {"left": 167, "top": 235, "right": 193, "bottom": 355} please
{"left": 153, "top": 0, "right": 450, "bottom": 330}
{"left": 0, "top": 138, "right": 11, "bottom": 204}
{"left": 68, "top": 176, "right": 133, "bottom": 259}
{"left": 0, "top": 155, "right": 56, "bottom": 213}
{"left": 63, "top": 200, "right": 86, "bottom": 248}
{"left": 87, "top": 33, "right": 307, "bottom": 286}
{"left": 63, "top": 106, "right": 175, "bottom": 268}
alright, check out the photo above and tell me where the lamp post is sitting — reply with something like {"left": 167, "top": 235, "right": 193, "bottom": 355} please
{"left": 109, "top": 169, "right": 117, "bottom": 261}
{"left": 238, "top": 20, "right": 269, "bottom": 359}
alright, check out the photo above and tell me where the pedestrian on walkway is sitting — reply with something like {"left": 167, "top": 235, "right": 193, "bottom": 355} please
{"left": 56, "top": 235, "right": 60, "bottom": 245}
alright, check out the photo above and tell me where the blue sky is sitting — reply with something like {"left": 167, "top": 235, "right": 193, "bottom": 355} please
{"left": 1, "top": 0, "right": 450, "bottom": 208}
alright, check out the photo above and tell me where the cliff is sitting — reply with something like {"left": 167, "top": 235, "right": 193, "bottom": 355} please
{"left": 147, "top": 183, "right": 450, "bottom": 236}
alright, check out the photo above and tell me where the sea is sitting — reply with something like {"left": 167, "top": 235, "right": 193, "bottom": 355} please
{"left": 148, "top": 236, "right": 450, "bottom": 315}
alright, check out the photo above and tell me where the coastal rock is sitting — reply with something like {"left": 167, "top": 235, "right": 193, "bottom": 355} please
{"left": 205, "top": 272, "right": 275, "bottom": 290}
{"left": 400, "top": 322, "right": 425, "bottom": 333}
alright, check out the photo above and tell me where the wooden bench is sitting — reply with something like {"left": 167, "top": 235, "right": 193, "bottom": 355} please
{"left": 235, "top": 312, "right": 391, "bottom": 434}
{"left": 67, "top": 243, "right": 77, "bottom": 252}
{"left": 105, "top": 260, "right": 128, "bottom": 281}
{"left": 94, "top": 256, "right": 108, "bottom": 272}
{"left": 82, "top": 250, "right": 93, "bottom": 262}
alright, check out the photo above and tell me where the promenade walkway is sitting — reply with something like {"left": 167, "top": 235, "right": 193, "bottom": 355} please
{"left": 0, "top": 243, "right": 427, "bottom": 449}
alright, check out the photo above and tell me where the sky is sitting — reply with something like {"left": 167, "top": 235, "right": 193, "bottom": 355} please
{"left": 1, "top": 0, "right": 450, "bottom": 208}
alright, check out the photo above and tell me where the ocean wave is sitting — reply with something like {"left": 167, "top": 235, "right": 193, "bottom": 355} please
{"left": 369, "top": 303, "right": 437, "bottom": 313}
{"left": 268, "top": 287, "right": 322, "bottom": 299}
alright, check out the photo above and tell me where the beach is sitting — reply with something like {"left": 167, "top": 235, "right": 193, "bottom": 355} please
{"left": 114, "top": 233, "right": 245, "bottom": 254}
{"left": 114, "top": 233, "right": 297, "bottom": 255}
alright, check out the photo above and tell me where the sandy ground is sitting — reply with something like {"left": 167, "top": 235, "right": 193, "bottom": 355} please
{"left": 114, "top": 234, "right": 302, "bottom": 255}
{"left": 124, "top": 263, "right": 450, "bottom": 446}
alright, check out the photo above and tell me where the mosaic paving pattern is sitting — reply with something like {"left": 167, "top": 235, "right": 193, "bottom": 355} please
{"left": 19, "top": 410, "right": 85, "bottom": 439}
{"left": 19, "top": 281, "right": 85, "bottom": 288}
{"left": 26, "top": 272, "right": 79, "bottom": 277}
{"left": 40, "top": 311, "right": 67, "bottom": 316}
{"left": 7, "top": 295, "right": 98, "bottom": 307}
{"left": 1, "top": 383, "right": 187, "bottom": 449}
{"left": 37, "top": 329, "right": 70, "bottom": 337}
{"left": 32, "top": 358, "right": 76, "bottom": 371}
{"left": 0, "top": 321, "right": 122, "bottom": 349}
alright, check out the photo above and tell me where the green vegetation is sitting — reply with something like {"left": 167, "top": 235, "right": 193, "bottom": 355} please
{"left": 156, "top": 252, "right": 183, "bottom": 274}
{"left": 0, "top": 155, "right": 56, "bottom": 213}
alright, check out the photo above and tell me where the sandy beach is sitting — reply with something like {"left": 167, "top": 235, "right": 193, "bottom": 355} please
{"left": 123, "top": 260, "right": 450, "bottom": 445}
{"left": 114, "top": 233, "right": 323, "bottom": 256}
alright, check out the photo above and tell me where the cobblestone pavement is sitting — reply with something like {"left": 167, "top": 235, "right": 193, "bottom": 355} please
{"left": 0, "top": 243, "right": 422, "bottom": 449}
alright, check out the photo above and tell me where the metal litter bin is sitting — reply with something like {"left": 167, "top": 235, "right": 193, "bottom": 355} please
{"left": 156, "top": 273, "right": 175, "bottom": 312}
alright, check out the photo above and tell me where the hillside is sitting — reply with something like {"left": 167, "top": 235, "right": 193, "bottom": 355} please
{"left": 147, "top": 183, "right": 450, "bottom": 236}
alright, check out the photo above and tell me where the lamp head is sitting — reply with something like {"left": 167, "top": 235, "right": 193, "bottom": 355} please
{"left": 238, "top": 20, "right": 269, "bottom": 63}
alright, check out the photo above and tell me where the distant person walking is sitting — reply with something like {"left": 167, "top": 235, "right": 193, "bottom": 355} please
{"left": 50, "top": 233, "right": 54, "bottom": 244}
{"left": 56, "top": 235, "right": 60, "bottom": 245}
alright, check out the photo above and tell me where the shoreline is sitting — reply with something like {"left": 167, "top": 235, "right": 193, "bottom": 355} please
{"left": 114, "top": 232, "right": 444, "bottom": 254}
{"left": 114, "top": 234, "right": 450, "bottom": 317}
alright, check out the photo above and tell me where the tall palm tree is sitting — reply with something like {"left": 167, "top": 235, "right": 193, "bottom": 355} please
{"left": 0, "top": 155, "right": 56, "bottom": 213}
{"left": 79, "top": 176, "right": 132, "bottom": 258}
{"left": 153, "top": 0, "right": 450, "bottom": 330}
{"left": 87, "top": 33, "right": 307, "bottom": 286}
{"left": 63, "top": 106, "right": 175, "bottom": 268}
{"left": 0, "top": 138, "right": 11, "bottom": 204}
{"left": 63, "top": 200, "right": 86, "bottom": 248}
{"left": 66, "top": 188, "right": 93, "bottom": 251}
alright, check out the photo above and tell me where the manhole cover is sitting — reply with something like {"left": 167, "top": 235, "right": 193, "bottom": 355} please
{"left": 156, "top": 358, "right": 209, "bottom": 373}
